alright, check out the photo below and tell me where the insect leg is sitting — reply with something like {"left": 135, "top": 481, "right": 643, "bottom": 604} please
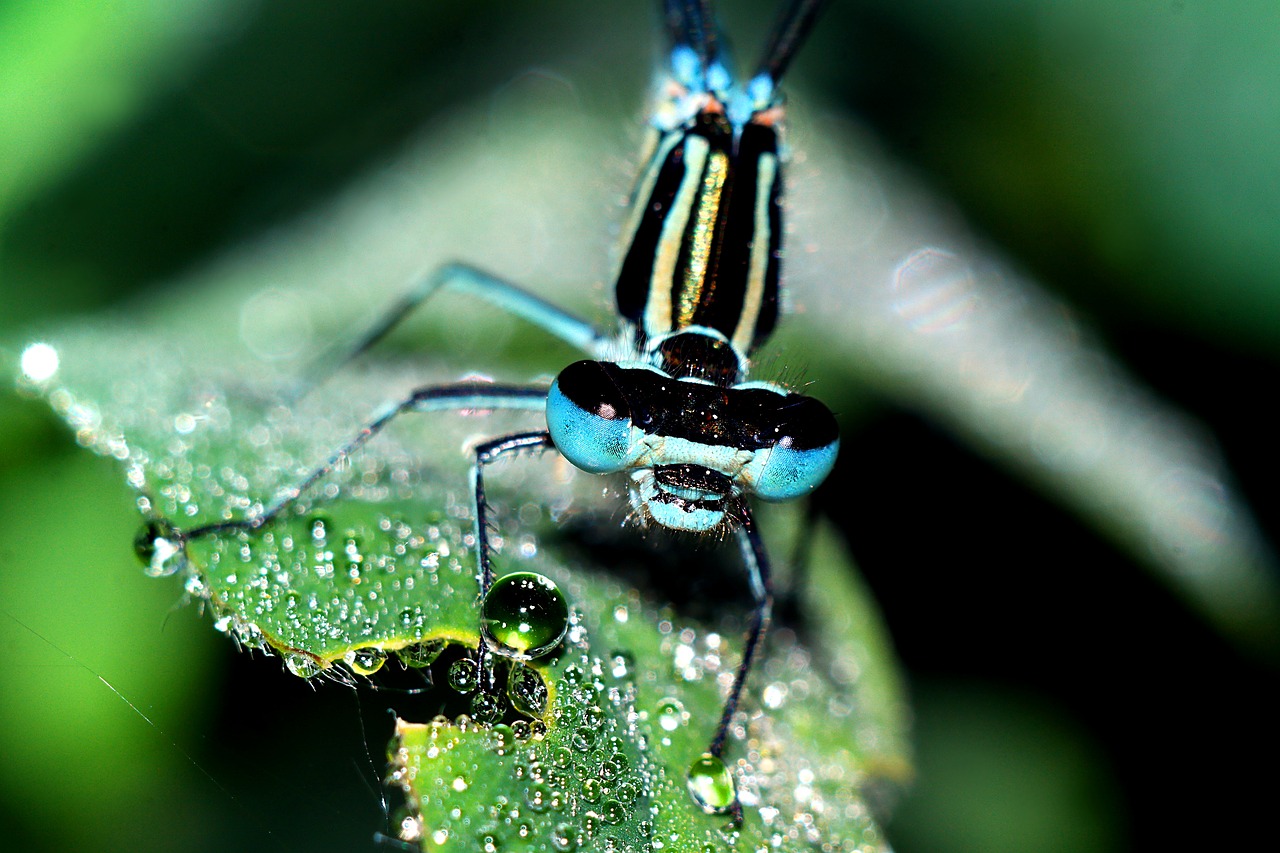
{"left": 295, "top": 261, "right": 609, "bottom": 394}
{"left": 708, "top": 507, "right": 775, "bottom": 758}
{"left": 180, "top": 382, "right": 548, "bottom": 542}
{"left": 470, "top": 430, "right": 557, "bottom": 689}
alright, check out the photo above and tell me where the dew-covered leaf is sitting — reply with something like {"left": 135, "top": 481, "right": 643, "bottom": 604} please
{"left": 391, "top": 517, "right": 903, "bottom": 853}
{"left": 14, "top": 315, "right": 908, "bottom": 850}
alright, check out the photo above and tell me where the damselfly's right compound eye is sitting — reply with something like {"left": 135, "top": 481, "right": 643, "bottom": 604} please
{"left": 546, "top": 360, "right": 637, "bottom": 474}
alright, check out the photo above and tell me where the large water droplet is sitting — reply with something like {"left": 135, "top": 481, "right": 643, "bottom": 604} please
{"left": 481, "top": 572, "right": 569, "bottom": 659}
{"left": 609, "top": 652, "right": 633, "bottom": 679}
{"left": 233, "top": 620, "right": 265, "bottom": 650}
{"left": 687, "top": 753, "right": 736, "bottom": 814}
{"left": 475, "top": 822, "right": 501, "bottom": 853}
{"left": 614, "top": 782, "right": 639, "bottom": 805}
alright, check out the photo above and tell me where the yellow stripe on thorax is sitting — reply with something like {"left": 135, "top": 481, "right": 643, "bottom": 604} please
{"left": 677, "top": 149, "right": 729, "bottom": 328}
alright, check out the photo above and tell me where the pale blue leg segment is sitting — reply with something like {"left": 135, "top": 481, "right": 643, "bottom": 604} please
{"left": 295, "top": 261, "right": 607, "bottom": 394}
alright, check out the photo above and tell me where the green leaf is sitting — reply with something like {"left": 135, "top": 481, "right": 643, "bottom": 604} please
{"left": 392, "top": 517, "right": 903, "bottom": 851}
{"left": 14, "top": 310, "right": 907, "bottom": 849}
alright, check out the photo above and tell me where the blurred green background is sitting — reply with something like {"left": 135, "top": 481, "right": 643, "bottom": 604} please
{"left": 2, "top": 1, "right": 1277, "bottom": 851}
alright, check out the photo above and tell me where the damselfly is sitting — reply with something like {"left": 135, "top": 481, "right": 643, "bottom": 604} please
{"left": 147, "top": 0, "right": 837, "bottom": 819}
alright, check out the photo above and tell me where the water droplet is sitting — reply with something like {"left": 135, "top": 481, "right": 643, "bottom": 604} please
{"left": 399, "top": 814, "right": 423, "bottom": 842}
{"left": 550, "top": 821, "right": 578, "bottom": 851}
{"left": 582, "top": 778, "right": 603, "bottom": 803}
{"left": 656, "top": 698, "right": 685, "bottom": 732}
{"left": 233, "top": 620, "right": 265, "bottom": 650}
{"left": 613, "top": 782, "right": 639, "bottom": 805}
{"left": 481, "top": 572, "right": 569, "bottom": 659}
{"left": 488, "top": 724, "right": 514, "bottom": 755}
{"left": 345, "top": 647, "right": 386, "bottom": 675}
{"left": 762, "top": 681, "right": 788, "bottom": 709}
{"left": 570, "top": 728, "right": 597, "bottom": 751}
{"left": 508, "top": 663, "right": 549, "bottom": 718}
{"left": 285, "top": 653, "right": 324, "bottom": 679}
{"left": 399, "top": 639, "right": 447, "bottom": 668}
{"left": 600, "top": 799, "right": 627, "bottom": 825}
{"left": 609, "top": 652, "right": 632, "bottom": 678}
{"left": 526, "top": 782, "right": 552, "bottom": 812}
{"left": 476, "top": 826, "right": 501, "bottom": 853}
{"left": 471, "top": 692, "right": 502, "bottom": 724}
{"left": 600, "top": 756, "right": 626, "bottom": 781}
{"left": 449, "top": 657, "right": 479, "bottom": 693}
{"left": 134, "top": 518, "right": 186, "bottom": 578}
{"left": 687, "top": 753, "right": 736, "bottom": 814}
{"left": 551, "top": 746, "right": 574, "bottom": 769}
{"left": 511, "top": 719, "right": 532, "bottom": 741}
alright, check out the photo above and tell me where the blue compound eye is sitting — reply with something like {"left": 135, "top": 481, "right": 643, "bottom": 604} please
{"left": 547, "top": 361, "right": 636, "bottom": 474}
{"left": 752, "top": 395, "right": 840, "bottom": 502}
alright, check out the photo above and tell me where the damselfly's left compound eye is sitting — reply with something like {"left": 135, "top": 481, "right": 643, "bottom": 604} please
{"left": 751, "top": 394, "right": 840, "bottom": 502}
{"left": 546, "top": 361, "right": 639, "bottom": 474}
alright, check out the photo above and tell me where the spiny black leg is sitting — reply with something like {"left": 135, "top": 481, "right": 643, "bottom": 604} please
{"left": 176, "top": 382, "right": 547, "bottom": 543}
{"left": 708, "top": 507, "right": 774, "bottom": 759}
{"left": 470, "top": 430, "right": 557, "bottom": 692}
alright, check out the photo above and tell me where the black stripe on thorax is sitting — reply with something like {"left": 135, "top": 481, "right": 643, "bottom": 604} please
{"left": 614, "top": 112, "right": 783, "bottom": 354}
